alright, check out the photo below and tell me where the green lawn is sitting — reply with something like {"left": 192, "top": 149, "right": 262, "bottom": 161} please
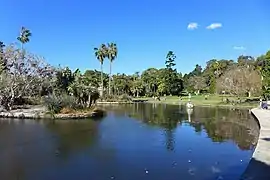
{"left": 133, "top": 95, "right": 260, "bottom": 109}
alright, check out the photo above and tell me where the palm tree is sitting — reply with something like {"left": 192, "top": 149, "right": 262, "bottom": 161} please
{"left": 94, "top": 44, "right": 107, "bottom": 97}
{"left": 0, "top": 41, "right": 5, "bottom": 53}
{"left": 0, "top": 41, "right": 6, "bottom": 73}
{"left": 17, "top": 26, "right": 32, "bottom": 51}
{"left": 107, "top": 43, "right": 118, "bottom": 95}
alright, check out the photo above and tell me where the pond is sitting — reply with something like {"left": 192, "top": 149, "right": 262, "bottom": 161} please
{"left": 0, "top": 104, "right": 259, "bottom": 180}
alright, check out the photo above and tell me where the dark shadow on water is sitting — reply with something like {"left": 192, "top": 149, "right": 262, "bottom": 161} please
{"left": 240, "top": 158, "right": 270, "bottom": 180}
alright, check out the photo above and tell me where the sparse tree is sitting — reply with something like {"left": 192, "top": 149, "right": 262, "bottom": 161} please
{"left": 188, "top": 76, "right": 207, "bottom": 94}
{"left": 217, "top": 66, "right": 261, "bottom": 96}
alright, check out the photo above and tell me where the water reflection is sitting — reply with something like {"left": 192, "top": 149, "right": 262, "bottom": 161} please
{"left": 45, "top": 120, "right": 99, "bottom": 158}
{"left": 0, "top": 119, "right": 100, "bottom": 180}
{"left": 0, "top": 104, "right": 260, "bottom": 180}
{"left": 102, "top": 104, "right": 259, "bottom": 151}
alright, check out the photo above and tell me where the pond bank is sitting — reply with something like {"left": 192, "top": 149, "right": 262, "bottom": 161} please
{"left": 241, "top": 108, "right": 270, "bottom": 180}
{"left": 144, "top": 100, "right": 257, "bottom": 109}
{"left": 0, "top": 105, "right": 105, "bottom": 119}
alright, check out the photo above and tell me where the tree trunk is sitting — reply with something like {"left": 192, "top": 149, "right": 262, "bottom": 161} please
{"left": 100, "top": 63, "right": 103, "bottom": 97}
{"left": 109, "top": 61, "right": 112, "bottom": 95}
{"left": 87, "top": 94, "right": 91, "bottom": 108}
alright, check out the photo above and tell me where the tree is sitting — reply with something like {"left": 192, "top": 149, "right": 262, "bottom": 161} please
{"left": 217, "top": 66, "right": 261, "bottom": 96}
{"left": 0, "top": 41, "right": 6, "bottom": 73}
{"left": 188, "top": 76, "right": 207, "bottom": 94}
{"left": 55, "top": 67, "right": 74, "bottom": 93}
{"left": 94, "top": 44, "right": 107, "bottom": 97}
{"left": 257, "top": 51, "right": 270, "bottom": 98}
{"left": 165, "top": 51, "right": 176, "bottom": 70}
{"left": 0, "top": 44, "right": 54, "bottom": 110}
{"left": 84, "top": 70, "right": 104, "bottom": 88}
{"left": 67, "top": 71, "right": 99, "bottom": 107}
{"left": 141, "top": 68, "right": 159, "bottom": 96}
{"left": 17, "top": 26, "right": 32, "bottom": 50}
{"left": 130, "top": 72, "right": 144, "bottom": 97}
{"left": 0, "top": 41, "right": 4, "bottom": 53}
{"left": 190, "top": 64, "right": 202, "bottom": 76}
{"left": 107, "top": 43, "right": 118, "bottom": 95}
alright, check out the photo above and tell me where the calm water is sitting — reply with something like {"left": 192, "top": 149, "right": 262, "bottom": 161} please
{"left": 0, "top": 104, "right": 259, "bottom": 180}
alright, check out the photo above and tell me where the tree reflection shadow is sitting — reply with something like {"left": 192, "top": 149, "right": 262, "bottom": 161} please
{"left": 102, "top": 104, "right": 259, "bottom": 151}
{"left": 46, "top": 120, "right": 99, "bottom": 158}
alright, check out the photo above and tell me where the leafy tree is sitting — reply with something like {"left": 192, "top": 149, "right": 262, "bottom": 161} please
{"left": 131, "top": 72, "right": 144, "bottom": 97}
{"left": 55, "top": 67, "right": 74, "bottom": 93}
{"left": 84, "top": 70, "right": 104, "bottom": 88}
{"left": 67, "top": 71, "right": 99, "bottom": 107}
{"left": 141, "top": 68, "right": 159, "bottom": 96}
{"left": 165, "top": 51, "right": 176, "bottom": 70}
{"left": 190, "top": 64, "right": 202, "bottom": 76}
{"left": 257, "top": 51, "right": 270, "bottom": 99}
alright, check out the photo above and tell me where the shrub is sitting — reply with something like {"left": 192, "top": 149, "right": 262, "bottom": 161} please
{"left": 101, "top": 94, "right": 132, "bottom": 102}
{"left": 43, "top": 94, "right": 62, "bottom": 113}
{"left": 43, "top": 94, "right": 78, "bottom": 113}
{"left": 102, "top": 94, "right": 118, "bottom": 102}
{"left": 118, "top": 94, "right": 132, "bottom": 102}
{"left": 61, "top": 94, "right": 78, "bottom": 109}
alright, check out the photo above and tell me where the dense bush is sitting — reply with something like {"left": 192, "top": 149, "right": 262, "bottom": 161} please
{"left": 118, "top": 94, "right": 132, "bottom": 102}
{"left": 101, "top": 94, "right": 132, "bottom": 102}
{"left": 43, "top": 94, "right": 78, "bottom": 113}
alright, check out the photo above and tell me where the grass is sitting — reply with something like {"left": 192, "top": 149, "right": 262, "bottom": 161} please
{"left": 133, "top": 95, "right": 260, "bottom": 109}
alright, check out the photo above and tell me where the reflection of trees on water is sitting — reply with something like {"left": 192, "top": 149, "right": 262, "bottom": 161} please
{"left": 191, "top": 107, "right": 259, "bottom": 150}
{"left": 101, "top": 104, "right": 259, "bottom": 151}
{"left": 46, "top": 120, "right": 99, "bottom": 158}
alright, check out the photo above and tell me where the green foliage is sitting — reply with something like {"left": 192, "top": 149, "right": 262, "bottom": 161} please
{"left": 258, "top": 51, "right": 270, "bottom": 99}
{"left": 44, "top": 94, "right": 78, "bottom": 113}
{"left": 165, "top": 51, "right": 176, "bottom": 69}
{"left": 55, "top": 67, "right": 74, "bottom": 92}
{"left": 43, "top": 94, "right": 62, "bottom": 113}
{"left": 102, "top": 94, "right": 132, "bottom": 102}
{"left": 17, "top": 27, "right": 32, "bottom": 45}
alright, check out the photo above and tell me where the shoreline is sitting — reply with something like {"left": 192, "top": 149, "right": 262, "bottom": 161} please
{"left": 145, "top": 100, "right": 257, "bottom": 109}
{"left": 241, "top": 108, "right": 270, "bottom": 180}
{"left": 0, "top": 105, "right": 105, "bottom": 120}
{"left": 97, "top": 100, "right": 258, "bottom": 109}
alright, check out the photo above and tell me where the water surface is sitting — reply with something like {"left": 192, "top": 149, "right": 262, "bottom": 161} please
{"left": 0, "top": 104, "right": 259, "bottom": 180}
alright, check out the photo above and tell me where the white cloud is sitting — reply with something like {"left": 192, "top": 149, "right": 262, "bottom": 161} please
{"left": 233, "top": 46, "right": 246, "bottom": 50}
{"left": 187, "top": 22, "right": 198, "bottom": 30}
{"left": 206, "top": 23, "right": 222, "bottom": 30}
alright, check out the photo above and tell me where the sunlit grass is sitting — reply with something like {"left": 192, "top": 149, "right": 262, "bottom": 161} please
{"left": 133, "top": 95, "right": 259, "bottom": 108}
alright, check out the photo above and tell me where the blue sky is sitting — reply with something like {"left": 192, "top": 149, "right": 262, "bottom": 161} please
{"left": 0, "top": 0, "right": 269, "bottom": 74}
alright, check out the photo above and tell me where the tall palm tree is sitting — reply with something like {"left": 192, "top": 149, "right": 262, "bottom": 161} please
{"left": 107, "top": 43, "right": 118, "bottom": 95}
{"left": 0, "top": 41, "right": 5, "bottom": 53}
{"left": 0, "top": 41, "right": 6, "bottom": 73}
{"left": 94, "top": 44, "right": 107, "bottom": 97}
{"left": 17, "top": 26, "right": 32, "bottom": 51}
